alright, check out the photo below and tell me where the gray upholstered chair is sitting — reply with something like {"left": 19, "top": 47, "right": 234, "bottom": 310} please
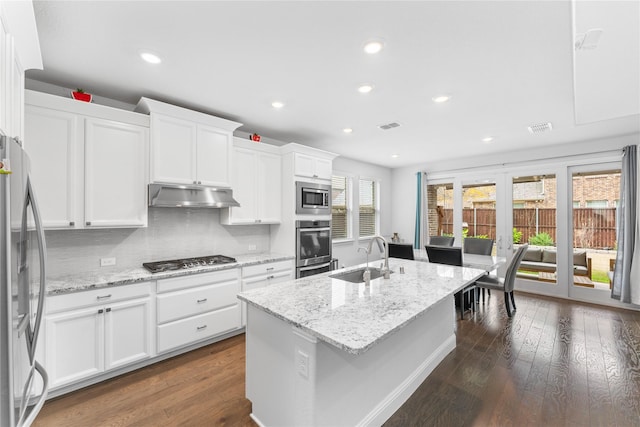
{"left": 475, "top": 244, "right": 529, "bottom": 317}
{"left": 387, "top": 243, "right": 415, "bottom": 260}
{"left": 428, "top": 235, "right": 455, "bottom": 246}
{"left": 463, "top": 237, "right": 494, "bottom": 255}
{"left": 425, "top": 245, "right": 475, "bottom": 320}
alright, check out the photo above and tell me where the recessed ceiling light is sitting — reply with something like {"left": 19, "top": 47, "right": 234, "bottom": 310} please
{"left": 432, "top": 95, "right": 451, "bottom": 103}
{"left": 271, "top": 101, "right": 285, "bottom": 109}
{"left": 140, "top": 51, "right": 162, "bottom": 64}
{"left": 363, "top": 40, "right": 384, "bottom": 54}
{"left": 391, "top": 154, "right": 399, "bottom": 158}
{"left": 343, "top": 128, "right": 353, "bottom": 134}
{"left": 358, "top": 84, "right": 374, "bottom": 94}
{"left": 482, "top": 136, "right": 494, "bottom": 143}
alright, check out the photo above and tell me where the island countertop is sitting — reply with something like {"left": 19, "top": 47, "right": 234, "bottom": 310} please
{"left": 238, "top": 258, "right": 486, "bottom": 355}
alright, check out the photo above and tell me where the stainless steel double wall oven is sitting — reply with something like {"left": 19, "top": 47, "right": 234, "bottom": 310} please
{"left": 296, "top": 220, "right": 331, "bottom": 278}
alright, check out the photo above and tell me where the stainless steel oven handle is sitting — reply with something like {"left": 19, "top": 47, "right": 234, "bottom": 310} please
{"left": 299, "top": 262, "right": 332, "bottom": 272}
{"left": 299, "top": 227, "right": 331, "bottom": 232}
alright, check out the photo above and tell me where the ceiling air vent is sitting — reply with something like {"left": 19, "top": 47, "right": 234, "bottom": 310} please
{"left": 378, "top": 122, "right": 401, "bottom": 130}
{"left": 527, "top": 122, "right": 553, "bottom": 134}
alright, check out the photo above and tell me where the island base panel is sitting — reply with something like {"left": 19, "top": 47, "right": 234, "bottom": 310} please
{"left": 245, "top": 297, "right": 456, "bottom": 426}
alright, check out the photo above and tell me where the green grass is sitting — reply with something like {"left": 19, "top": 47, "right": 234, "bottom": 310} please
{"left": 591, "top": 270, "right": 609, "bottom": 284}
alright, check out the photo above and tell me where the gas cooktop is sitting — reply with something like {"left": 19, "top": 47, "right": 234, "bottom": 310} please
{"left": 142, "top": 255, "right": 237, "bottom": 273}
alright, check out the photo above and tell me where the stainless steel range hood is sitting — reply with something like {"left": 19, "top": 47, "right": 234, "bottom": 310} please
{"left": 149, "top": 183, "right": 240, "bottom": 208}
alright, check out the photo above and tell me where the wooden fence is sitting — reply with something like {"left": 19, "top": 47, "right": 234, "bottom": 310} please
{"left": 440, "top": 208, "right": 617, "bottom": 249}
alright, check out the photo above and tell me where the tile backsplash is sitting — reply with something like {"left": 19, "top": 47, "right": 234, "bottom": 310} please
{"left": 45, "top": 208, "right": 271, "bottom": 276}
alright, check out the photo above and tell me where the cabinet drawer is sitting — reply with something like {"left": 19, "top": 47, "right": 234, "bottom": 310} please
{"left": 157, "top": 280, "right": 239, "bottom": 324}
{"left": 242, "top": 260, "right": 293, "bottom": 278}
{"left": 243, "top": 270, "right": 292, "bottom": 292}
{"left": 157, "top": 305, "right": 240, "bottom": 354}
{"left": 47, "top": 282, "right": 152, "bottom": 314}
{"left": 156, "top": 269, "right": 238, "bottom": 293}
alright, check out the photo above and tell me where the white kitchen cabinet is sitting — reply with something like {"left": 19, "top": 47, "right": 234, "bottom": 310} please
{"left": 156, "top": 269, "right": 241, "bottom": 354}
{"left": 25, "top": 90, "right": 149, "bottom": 229}
{"left": 221, "top": 139, "right": 282, "bottom": 225}
{"left": 0, "top": 0, "right": 42, "bottom": 139}
{"left": 45, "top": 283, "right": 154, "bottom": 390}
{"left": 136, "top": 97, "right": 241, "bottom": 188}
{"left": 84, "top": 117, "right": 148, "bottom": 227}
{"left": 240, "top": 259, "right": 294, "bottom": 326}
{"left": 294, "top": 152, "right": 332, "bottom": 181}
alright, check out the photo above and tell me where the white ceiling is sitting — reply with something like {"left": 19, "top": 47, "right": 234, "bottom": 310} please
{"left": 27, "top": 1, "right": 640, "bottom": 169}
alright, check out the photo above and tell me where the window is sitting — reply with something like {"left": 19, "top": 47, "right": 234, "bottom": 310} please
{"left": 513, "top": 202, "right": 525, "bottom": 209}
{"left": 331, "top": 175, "right": 350, "bottom": 239}
{"left": 359, "top": 178, "right": 378, "bottom": 237}
{"left": 573, "top": 201, "right": 580, "bottom": 208}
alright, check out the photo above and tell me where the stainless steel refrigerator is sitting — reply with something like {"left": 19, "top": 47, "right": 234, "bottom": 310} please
{"left": 0, "top": 135, "right": 48, "bottom": 426}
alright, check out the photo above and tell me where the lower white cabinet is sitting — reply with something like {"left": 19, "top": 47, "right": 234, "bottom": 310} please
{"left": 156, "top": 269, "right": 241, "bottom": 354}
{"left": 241, "top": 260, "right": 294, "bottom": 326}
{"left": 45, "top": 283, "right": 154, "bottom": 390}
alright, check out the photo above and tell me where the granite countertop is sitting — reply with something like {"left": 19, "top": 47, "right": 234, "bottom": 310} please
{"left": 46, "top": 253, "right": 294, "bottom": 296}
{"left": 238, "top": 259, "right": 486, "bottom": 355}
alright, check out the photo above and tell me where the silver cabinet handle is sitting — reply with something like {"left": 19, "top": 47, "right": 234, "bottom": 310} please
{"left": 98, "top": 309, "right": 104, "bottom": 314}
{"left": 267, "top": 275, "right": 275, "bottom": 280}
{"left": 197, "top": 298, "right": 207, "bottom": 303}
{"left": 266, "top": 267, "right": 274, "bottom": 271}
{"left": 198, "top": 181, "right": 202, "bottom": 184}
{"left": 193, "top": 181, "right": 197, "bottom": 184}
{"left": 97, "top": 294, "right": 112, "bottom": 300}
{"left": 196, "top": 325, "right": 207, "bottom": 331}
{"left": 69, "top": 221, "right": 75, "bottom": 226}
{"left": 106, "top": 308, "right": 111, "bottom": 313}
{"left": 86, "top": 221, "right": 91, "bottom": 226}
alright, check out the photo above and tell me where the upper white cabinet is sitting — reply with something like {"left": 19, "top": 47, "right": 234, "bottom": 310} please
{"left": 221, "top": 138, "right": 281, "bottom": 225}
{"left": 25, "top": 90, "right": 149, "bottom": 229}
{"left": 293, "top": 152, "right": 332, "bottom": 181}
{"left": 136, "top": 98, "right": 241, "bottom": 187}
{"left": 0, "top": 0, "right": 42, "bottom": 139}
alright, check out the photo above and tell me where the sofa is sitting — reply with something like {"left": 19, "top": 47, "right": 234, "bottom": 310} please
{"left": 519, "top": 247, "right": 592, "bottom": 277}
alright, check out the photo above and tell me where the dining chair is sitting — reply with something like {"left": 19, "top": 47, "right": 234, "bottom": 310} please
{"left": 463, "top": 238, "right": 494, "bottom": 255}
{"left": 463, "top": 237, "right": 495, "bottom": 301}
{"left": 424, "top": 245, "right": 474, "bottom": 320}
{"left": 428, "top": 235, "right": 455, "bottom": 246}
{"left": 474, "top": 244, "right": 529, "bottom": 317}
{"left": 387, "top": 243, "right": 415, "bottom": 260}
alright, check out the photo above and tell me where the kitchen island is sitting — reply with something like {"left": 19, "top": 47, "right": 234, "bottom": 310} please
{"left": 238, "top": 258, "right": 486, "bottom": 426}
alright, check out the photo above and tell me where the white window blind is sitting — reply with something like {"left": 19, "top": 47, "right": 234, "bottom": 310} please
{"left": 332, "top": 175, "right": 348, "bottom": 239}
{"left": 359, "top": 179, "right": 377, "bottom": 237}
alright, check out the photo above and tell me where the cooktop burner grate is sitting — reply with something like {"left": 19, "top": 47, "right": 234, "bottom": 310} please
{"left": 143, "top": 255, "right": 237, "bottom": 273}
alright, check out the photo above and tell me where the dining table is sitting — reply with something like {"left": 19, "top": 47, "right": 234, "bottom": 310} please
{"left": 413, "top": 248, "right": 506, "bottom": 272}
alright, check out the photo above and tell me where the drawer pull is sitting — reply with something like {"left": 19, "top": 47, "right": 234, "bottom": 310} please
{"left": 197, "top": 298, "right": 208, "bottom": 304}
{"left": 266, "top": 267, "right": 274, "bottom": 271}
{"left": 267, "top": 275, "right": 275, "bottom": 280}
{"left": 98, "top": 309, "right": 104, "bottom": 314}
{"left": 97, "top": 294, "right": 112, "bottom": 300}
{"left": 196, "top": 325, "right": 208, "bottom": 331}
{"left": 106, "top": 308, "right": 111, "bottom": 313}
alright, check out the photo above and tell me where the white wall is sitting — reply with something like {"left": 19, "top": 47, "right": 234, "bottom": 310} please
{"left": 390, "top": 133, "right": 640, "bottom": 252}
{"left": 332, "top": 156, "right": 392, "bottom": 268}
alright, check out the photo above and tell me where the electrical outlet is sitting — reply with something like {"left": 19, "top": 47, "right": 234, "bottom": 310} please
{"left": 248, "top": 244, "right": 257, "bottom": 251}
{"left": 296, "top": 349, "right": 309, "bottom": 378}
{"left": 100, "top": 257, "right": 116, "bottom": 267}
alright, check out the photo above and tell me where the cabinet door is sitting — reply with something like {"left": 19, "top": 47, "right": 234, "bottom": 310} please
{"left": 226, "top": 147, "right": 258, "bottom": 223}
{"left": 46, "top": 307, "right": 104, "bottom": 389}
{"left": 0, "top": 20, "right": 7, "bottom": 135}
{"left": 84, "top": 118, "right": 148, "bottom": 228}
{"left": 150, "top": 114, "right": 196, "bottom": 184}
{"left": 257, "top": 152, "right": 281, "bottom": 223}
{"left": 196, "top": 124, "right": 232, "bottom": 186}
{"left": 314, "top": 157, "right": 332, "bottom": 180}
{"left": 294, "top": 153, "right": 316, "bottom": 178}
{"left": 104, "top": 297, "right": 154, "bottom": 370}
{"left": 24, "top": 106, "right": 81, "bottom": 228}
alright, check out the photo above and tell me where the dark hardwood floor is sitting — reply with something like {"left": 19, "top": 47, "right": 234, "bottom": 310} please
{"left": 34, "top": 292, "right": 640, "bottom": 426}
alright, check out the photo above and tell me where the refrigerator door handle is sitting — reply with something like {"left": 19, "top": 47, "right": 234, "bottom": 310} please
{"left": 17, "top": 361, "right": 49, "bottom": 427}
{"left": 21, "top": 176, "right": 48, "bottom": 363}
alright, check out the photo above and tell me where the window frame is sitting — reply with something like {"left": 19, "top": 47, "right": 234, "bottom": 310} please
{"left": 331, "top": 173, "right": 353, "bottom": 243}
{"left": 358, "top": 177, "right": 380, "bottom": 239}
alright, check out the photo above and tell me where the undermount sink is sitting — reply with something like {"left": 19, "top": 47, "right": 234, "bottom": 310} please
{"left": 329, "top": 267, "right": 393, "bottom": 283}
